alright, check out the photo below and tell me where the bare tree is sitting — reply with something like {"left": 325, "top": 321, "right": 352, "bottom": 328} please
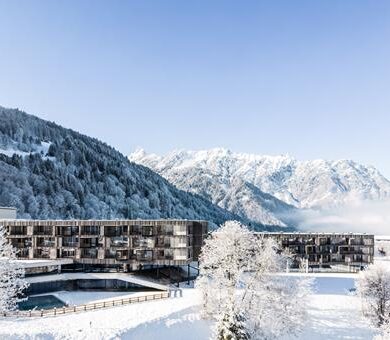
{"left": 356, "top": 262, "right": 390, "bottom": 327}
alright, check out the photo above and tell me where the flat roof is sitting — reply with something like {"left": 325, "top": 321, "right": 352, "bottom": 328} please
{"left": 0, "top": 207, "right": 17, "bottom": 210}
{"left": 14, "top": 258, "right": 73, "bottom": 268}
{"left": 0, "top": 218, "right": 208, "bottom": 224}
{"left": 375, "top": 235, "right": 390, "bottom": 240}
{"left": 255, "top": 231, "right": 375, "bottom": 237}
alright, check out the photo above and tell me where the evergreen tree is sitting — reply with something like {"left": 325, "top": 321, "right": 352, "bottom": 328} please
{"left": 215, "top": 304, "right": 250, "bottom": 340}
{"left": 0, "top": 106, "right": 238, "bottom": 226}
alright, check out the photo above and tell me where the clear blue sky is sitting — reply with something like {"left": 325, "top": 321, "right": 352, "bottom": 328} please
{"left": 0, "top": 1, "right": 389, "bottom": 175}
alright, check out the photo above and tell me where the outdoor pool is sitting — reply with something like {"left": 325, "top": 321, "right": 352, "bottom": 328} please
{"left": 18, "top": 295, "right": 66, "bottom": 310}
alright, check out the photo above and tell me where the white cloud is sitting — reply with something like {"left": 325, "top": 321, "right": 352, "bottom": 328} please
{"left": 292, "top": 200, "right": 390, "bottom": 235}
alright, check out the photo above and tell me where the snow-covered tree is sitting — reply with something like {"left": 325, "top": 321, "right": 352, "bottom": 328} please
{"left": 196, "top": 221, "right": 312, "bottom": 339}
{"left": 356, "top": 262, "right": 390, "bottom": 327}
{"left": 196, "top": 221, "right": 254, "bottom": 319}
{"left": 374, "top": 321, "right": 390, "bottom": 340}
{"left": 0, "top": 226, "right": 29, "bottom": 314}
{"left": 214, "top": 302, "right": 250, "bottom": 340}
{"left": 242, "top": 236, "right": 312, "bottom": 339}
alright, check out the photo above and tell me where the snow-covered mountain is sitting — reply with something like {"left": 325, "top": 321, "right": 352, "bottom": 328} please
{"left": 129, "top": 148, "right": 390, "bottom": 228}
{"left": 0, "top": 107, "right": 247, "bottom": 228}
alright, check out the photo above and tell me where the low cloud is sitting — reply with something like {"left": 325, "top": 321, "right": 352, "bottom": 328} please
{"left": 290, "top": 200, "right": 390, "bottom": 235}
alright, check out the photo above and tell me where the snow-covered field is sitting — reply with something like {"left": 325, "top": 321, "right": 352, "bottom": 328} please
{"left": 0, "top": 274, "right": 377, "bottom": 339}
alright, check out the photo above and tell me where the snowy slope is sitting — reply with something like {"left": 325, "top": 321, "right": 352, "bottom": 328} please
{"left": 129, "top": 148, "right": 390, "bottom": 227}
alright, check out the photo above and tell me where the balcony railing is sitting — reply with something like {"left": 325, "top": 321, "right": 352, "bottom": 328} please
{"left": 110, "top": 237, "right": 129, "bottom": 247}
{"left": 62, "top": 241, "right": 79, "bottom": 247}
{"left": 81, "top": 250, "right": 98, "bottom": 258}
{"left": 133, "top": 238, "right": 155, "bottom": 248}
{"left": 9, "top": 228, "right": 27, "bottom": 236}
{"left": 81, "top": 226, "right": 100, "bottom": 235}
{"left": 37, "top": 241, "right": 55, "bottom": 247}
{"left": 34, "top": 230, "right": 53, "bottom": 236}
{"left": 33, "top": 251, "right": 50, "bottom": 259}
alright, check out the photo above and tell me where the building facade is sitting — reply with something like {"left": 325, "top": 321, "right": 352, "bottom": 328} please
{"left": 258, "top": 232, "right": 375, "bottom": 269}
{"left": 1, "top": 219, "right": 207, "bottom": 271}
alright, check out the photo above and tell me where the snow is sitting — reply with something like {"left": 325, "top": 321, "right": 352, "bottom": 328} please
{"left": 0, "top": 274, "right": 378, "bottom": 339}
{"left": 0, "top": 141, "right": 52, "bottom": 159}
{"left": 16, "top": 259, "right": 73, "bottom": 268}
{"left": 129, "top": 148, "right": 390, "bottom": 228}
{"left": 295, "top": 294, "right": 374, "bottom": 340}
{"left": 0, "top": 288, "right": 203, "bottom": 340}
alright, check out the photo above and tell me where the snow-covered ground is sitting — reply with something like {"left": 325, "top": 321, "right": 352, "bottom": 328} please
{"left": 0, "top": 274, "right": 377, "bottom": 339}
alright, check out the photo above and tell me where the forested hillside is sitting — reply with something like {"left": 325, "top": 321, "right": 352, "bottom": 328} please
{"left": 0, "top": 107, "right": 249, "bottom": 228}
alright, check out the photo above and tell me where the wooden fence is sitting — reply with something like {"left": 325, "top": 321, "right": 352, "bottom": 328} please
{"left": 3, "top": 291, "right": 171, "bottom": 318}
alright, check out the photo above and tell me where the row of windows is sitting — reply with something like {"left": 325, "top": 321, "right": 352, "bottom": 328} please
{"left": 29, "top": 248, "right": 191, "bottom": 261}
{"left": 7, "top": 225, "right": 191, "bottom": 236}
{"left": 10, "top": 236, "right": 189, "bottom": 249}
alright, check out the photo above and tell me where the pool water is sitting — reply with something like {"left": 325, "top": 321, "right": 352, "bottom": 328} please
{"left": 18, "top": 295, "right": 66, "bottom": 310}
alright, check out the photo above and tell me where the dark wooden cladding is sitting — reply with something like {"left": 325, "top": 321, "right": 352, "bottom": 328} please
{"left": 257, "top": 232, "right": 375, "bottom": 268}
{"left": 1, "top": 219, "right": 208, "bottom": 271}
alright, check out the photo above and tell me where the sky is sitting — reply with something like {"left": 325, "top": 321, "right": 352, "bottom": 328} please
{"left": 0, "top": 1, "right": 389, "bottom": 176}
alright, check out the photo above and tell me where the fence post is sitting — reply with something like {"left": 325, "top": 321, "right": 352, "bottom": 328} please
{"left": 54, "top": 307, "right": 56, "bottom": 316}
{"left": 63, "top": 306, "right": 66, "bottom": 314}
{"left": 41, "top": 309, "right": 43, "bottom": 317}
{"left": 74, "top": 305, "right": 76, "bottom": 312}
{"left": 84, "top": 305, "right": 86, "bottom": 311}
{"left": 121, "top": 299, "right": 124, "bottom": 305}
{"left": 103, "top": 302, "right": 105, "bottom": 308}
{"left": 29, "top": 310, "right": 31, "bottom": 317}
{"left": 112, "top": 300, "right": 114, "bottom": 306}
{"left": 94, "top": 303, "right": 96, "bottom": 309}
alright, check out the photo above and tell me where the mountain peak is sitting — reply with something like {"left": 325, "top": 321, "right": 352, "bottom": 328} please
{"left": 130, "top": 148, "right": 390, "bottom": 228}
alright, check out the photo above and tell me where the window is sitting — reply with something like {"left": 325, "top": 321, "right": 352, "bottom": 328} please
{"left": 136, "top": 250, "right": 153, "bottom": 261}
{"left": 131, "top": 225, "right": 141, "bottom": 234}
{"left": 62, "top": 236, "right": 79, "bottom": 247}
{"left": 82, "top": 226, "right": 100, "bottom": 235}
{"left": 62, "top": 249, "right": 75, "bottom": 257}
{"left": 142, "top": 226, "right": 154, "bottom": 237}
